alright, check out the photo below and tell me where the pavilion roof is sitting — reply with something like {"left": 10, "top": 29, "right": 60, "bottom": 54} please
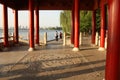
{"left": 0, "top": 0, "right": 107, "bottom": 10}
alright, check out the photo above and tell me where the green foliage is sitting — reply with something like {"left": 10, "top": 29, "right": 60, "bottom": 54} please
{"left": 96, "top": 9, "right": 101, "bottom": 32}
{"left": 96, "top": 7, "right": 108, "bottom": 33}
{"left": 80, "top": 11, "right": 92, "bottom": 32}
{"left": 60, "top": 10, "right": 101, "bottom": 34}
{"left": 60, "top": 11, "right": 71, "bottom": 33}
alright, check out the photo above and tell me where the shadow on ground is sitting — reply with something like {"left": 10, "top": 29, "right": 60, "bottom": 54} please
{"left": 0, "top": 58, "right": 105, "bottom": 80}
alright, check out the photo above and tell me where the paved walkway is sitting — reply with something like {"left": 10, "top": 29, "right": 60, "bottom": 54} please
{"left": 0, "top": 36, "right": 106, "bottom": 80}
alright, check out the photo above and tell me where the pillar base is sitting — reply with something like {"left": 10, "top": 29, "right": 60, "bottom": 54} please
{"left": 28, "top": 47, "right": 34, "bottom": 51}
{"left": 72, "top": 47, "right": 79, "bottom": 51}
{"left": 98, "top": 47, "right": 105, "bottom": 51}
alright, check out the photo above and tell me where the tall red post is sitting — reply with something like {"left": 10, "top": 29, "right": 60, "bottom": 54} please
{"left": 14, "top": 9, "right": 19, "bottom": 44}
{"left": 72, "top": 0, "right": 80, "bottom": 51}
{"left": 98, "top": 4, "right": 106, "bottom": 51}
{"left": 35, "top": 6, "right": 39, "bottom": 45}
{"left": 3, "top": 4, "right": 8, "bottom": 48}
{"left": 91, "top": 11, "right": 96, "bottom": 45}
{"left": 28, "top": 0, "right": 34, "bottom": 51}
{"left": 71, "top": 3, "right": 74, "bottom": 45}
{"left": 105, "top": 0, "right": 120, "bottom": 80}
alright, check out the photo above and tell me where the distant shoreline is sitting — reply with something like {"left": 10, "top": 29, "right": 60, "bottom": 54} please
{"left": 0, "top": 28, "right": 62, "bottom": 30}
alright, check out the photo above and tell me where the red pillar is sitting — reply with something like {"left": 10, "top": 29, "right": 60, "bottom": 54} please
{"left": 35, "top": 6, "right": 39, "bottom": 45}
{"left": 99, "top": 4, "right": 106, "bottom": 50}
{"left": 73, "top": 0, "right": 80, "bottom": 51}
{"left": 91, "top": 11, "right": 96, "bottom": 45}
{"left": 71, "top": 3, "right": 74, "bottom": 45}
{"left": 3, "top": 4, "right": 8, "bottom": 47}
{"left": 14, "top": 9, "right": 19, "bottom": 44}
{"left": 28, "top": 0, "right": 34, "bottom": 51}
{"left": 105, "top": 0, "right": 120, "bottom": 80}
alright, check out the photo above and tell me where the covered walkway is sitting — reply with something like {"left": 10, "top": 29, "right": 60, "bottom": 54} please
{"left": 0, "top": 36, "right": 106, "bottom": 80}
{"left": 1, "top": 0, "right": 120, "bottom": 79}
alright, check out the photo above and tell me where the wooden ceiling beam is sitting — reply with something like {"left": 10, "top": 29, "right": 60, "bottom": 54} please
{"left": 0, "top": 0, "right": 107, "bottom": 11}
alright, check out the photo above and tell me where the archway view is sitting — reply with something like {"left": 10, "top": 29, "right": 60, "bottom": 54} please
{"left": 17, "top": 10, "right": 63, "bottom": 50}
{"left": 0, "top": 0, "right": 120, "bottom": 80}
{"left": 38, "top": 10, "right": 63, "bottom": 49}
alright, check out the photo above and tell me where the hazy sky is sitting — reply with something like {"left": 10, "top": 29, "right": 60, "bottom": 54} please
{"left": 0, "top": 4, "right": 61, "bottom": 28}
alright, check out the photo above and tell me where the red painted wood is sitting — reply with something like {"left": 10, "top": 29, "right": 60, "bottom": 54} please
{"left": 35, "top": 6, "right": 39, "bottom": 45}
{"left": 14, "top": 9, "right": 19, "bottom": 44}
{"left": 0, "top": 0, "right": 95, "bottom": 10}
{"left": 3, "top": 4, "right": 8, "bottom": 47}
{"left": 100, "top": 4, "right": 105, "bottom": 48}
{"left": 74, "top": 0, "right": 80, "bottom": 48}
{"left": 91, "top": 11, "right": 96, "bottom": 44}
{"left": 71, "top": 4, "right": 74, "bottom": 44}
{"left": 105, "top": 0, "right": 120, "bottom": 80}
{"left": 29, "top": 0, "right": 34, "bottom": 48}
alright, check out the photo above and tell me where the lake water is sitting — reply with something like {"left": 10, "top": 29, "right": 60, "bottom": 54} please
{"left": 0, "top": 29, "right": 62, "bottom": 42}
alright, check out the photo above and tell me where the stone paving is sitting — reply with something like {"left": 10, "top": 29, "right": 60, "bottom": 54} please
{"left": 0, "top": 37, "right": 106, "bottom": 80}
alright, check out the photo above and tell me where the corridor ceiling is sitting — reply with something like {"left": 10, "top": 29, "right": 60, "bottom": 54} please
{"left": 0, "top": 0, "right": 107, "bottom": 10}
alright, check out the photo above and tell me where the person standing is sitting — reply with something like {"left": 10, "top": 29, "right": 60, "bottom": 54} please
{"left": 60, "top": 32, "right": 62, "bottom": 39}
{"left": 55, "top": 31, "right": 58, "bottom": 41}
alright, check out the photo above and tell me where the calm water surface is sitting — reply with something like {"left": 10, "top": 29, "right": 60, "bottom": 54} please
{"left": 0, "top": 29, "right": 62, "bottom": 42}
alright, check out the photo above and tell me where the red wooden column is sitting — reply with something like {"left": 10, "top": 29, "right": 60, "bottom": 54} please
{"left": 105, "top": 0, "right": 120, "bottom": 80}
{"left": 91, "top": 11, "right": 96, "bottom": 45}
{"left": 72, "top": 0, "right": 80, "bottom": 51}
{"left": 14, "top": 9, "right": 19, "bottom": 44}
{"left": 71, "top": 3, "right": 74, "bottom": 45}
{"left": 98, "top": 4, "right": 106, "bottom": 51}
{"left": 3, "top": 4, "right": 8, "bottom": 48}
{"left": 28, "top": 0, "right": 35, "bottom": 51}
{"left": 35, "top": 6, "right": 39, "bottom": 46}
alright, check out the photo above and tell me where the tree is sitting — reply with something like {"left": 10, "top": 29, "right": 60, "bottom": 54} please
{"left": 80, "top": 11, "right": 92, "bottom": 33}
{"left": 96, "top": 9, "right": 101, "bottom": 33}
{"left": 60, "top": 11, "right": 71, "bottom": 33}
{"left": 60, "top": 10, "right": 101, "bottom": 34}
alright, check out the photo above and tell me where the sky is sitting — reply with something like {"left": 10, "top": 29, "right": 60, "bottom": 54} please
{"left": 0, "top": 4, "right": 61, "bottom": 28}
